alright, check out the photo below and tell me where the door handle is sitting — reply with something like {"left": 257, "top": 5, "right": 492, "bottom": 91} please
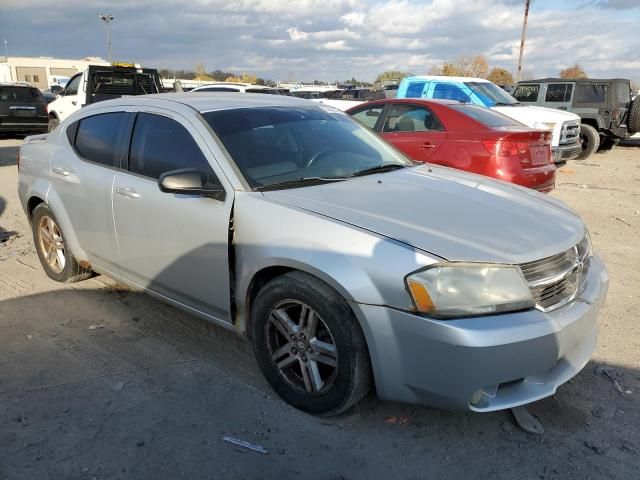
{"left": 116, "top": 186, "right": 141, "bottom": 199}
{"left": 71, "top": 101, "right": 77, "bottom": 106}
{"left": 420, "top": 143, "right": 436, "bottom": 149}
{"left": 52, "top": 166, "right": 70, "bottom": 176}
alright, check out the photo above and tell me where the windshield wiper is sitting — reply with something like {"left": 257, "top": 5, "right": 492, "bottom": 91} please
{"left": 255, "top": 176, "right": 346, "bottom": 191}
{"left": 351, "top": 164, "right": 407, "bottom": 177}
{"left": 494, "top": 101, "right": 519, "bottom": 106}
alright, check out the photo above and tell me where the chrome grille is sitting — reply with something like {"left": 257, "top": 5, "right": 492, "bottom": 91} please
{"left": 519, "top": 237, "right": 591, "bottom": 311}
{"left": 560, "top": 120, "right": 580, "bottom": 145}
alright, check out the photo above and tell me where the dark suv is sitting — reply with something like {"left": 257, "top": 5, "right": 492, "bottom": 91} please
{"left": 513, "top": 78, "right": 640, "bottom": 159}
{"left": 0, "top": 83, "right": 48, "bottom": 135}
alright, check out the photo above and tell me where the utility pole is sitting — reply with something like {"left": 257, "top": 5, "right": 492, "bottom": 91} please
{"left": 516, "top": 0, "right": 530, "bottom": 83}
{"left": 97, "top": 13, "right": 114, "bottom": 62}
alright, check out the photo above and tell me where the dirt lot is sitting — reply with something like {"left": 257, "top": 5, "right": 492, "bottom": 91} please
{"left": 1, "top": 136, "right": 639, "bottom": 479}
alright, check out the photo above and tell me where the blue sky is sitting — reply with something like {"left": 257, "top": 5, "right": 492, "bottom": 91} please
{"left": 1, "top": 0, "right": 639, "bottom": 82}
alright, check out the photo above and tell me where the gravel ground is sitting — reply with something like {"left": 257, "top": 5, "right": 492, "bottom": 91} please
{"left": 0, "top": 137, "right": 639, "bottom": 479}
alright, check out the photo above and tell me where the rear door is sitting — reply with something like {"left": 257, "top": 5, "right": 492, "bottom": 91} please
{"left": 380, "top": 103, "right": 446, "bottom": 162}
{"left": 50, "top": 110, "right": 130, "bottom": 271}
{"left": 112, "top": 108, "right": 233, "bottom": 322}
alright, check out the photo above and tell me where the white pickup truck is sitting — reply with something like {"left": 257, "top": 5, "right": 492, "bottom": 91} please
{"left": 47, "top": 65, "right": 162, "bottom": 131}
{"left": 395, "top": 76, "right": 583, "bottom": 164}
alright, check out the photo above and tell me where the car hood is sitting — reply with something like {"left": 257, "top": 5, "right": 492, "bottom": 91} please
{"left": 492, "top": 105, "right": 580, "bottom": 124}
{"left": 263, "top": 165, "right": 585, "bottom": 264}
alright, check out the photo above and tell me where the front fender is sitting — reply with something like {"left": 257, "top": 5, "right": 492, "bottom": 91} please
{"left": 233, "top": 192, "right": 438, "bottom": 331}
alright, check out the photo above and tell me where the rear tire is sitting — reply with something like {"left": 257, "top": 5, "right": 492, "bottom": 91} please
{"left": 48, "top": 116, "right": 59, "bottom": 133}
{"left": 628, "top": 98, "right": 640, "bottom": 134}
{"left": 250, "top": 271, "right": 372, "bottom": 416}
{"left": 576, "top": 124, "right": 599, "bottom": 160}
{"left": 31, "top": 204, "right": 92, "bottom": 283}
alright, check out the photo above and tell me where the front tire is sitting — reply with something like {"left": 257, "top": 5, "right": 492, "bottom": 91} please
{"left": 576, "top": 124, "right": 600, "bottom": 160}
{"left": 251, "top": 271, "right": 372, "bottom": 415}
{"left": 31, "top": 204, "right": 92, "bottom": 283}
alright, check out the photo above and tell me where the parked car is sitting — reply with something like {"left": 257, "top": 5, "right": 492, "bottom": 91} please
{"left": 47, "top": 64, "right": 162, "bottom": 131}
{"left": 347, "top": 99, "right": 555, "bottom": 192}
{"left": 0, "top": 82, "right": 48, "bottom": 134}
{"left": 40, "top": 90, "right": 59, "bottom": 104}
{"left": 396, "top": 76, "right": 583, "bottom": 164}
{"left": 313, "top": 88, "right": 385, "bottom": 111}
{"left": 512, "top": 78, "right": 640, "bottom": 158}
{"left": 190, "top": 83, "right": 281, "bottom": 94}
{"left": 18, "top": 93, "right": 608, "bottom": 415}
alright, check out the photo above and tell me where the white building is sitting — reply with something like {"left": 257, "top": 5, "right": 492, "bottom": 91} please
{"left": 0, "top": 56, "right": 110, "bottom": 90}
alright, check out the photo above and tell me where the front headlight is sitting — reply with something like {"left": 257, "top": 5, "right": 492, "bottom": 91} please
{"left": 405, "top": 263, "right": 534, "bottom": 318}
{"left": 534, "top": 121, "right": 557, "bottom": 131}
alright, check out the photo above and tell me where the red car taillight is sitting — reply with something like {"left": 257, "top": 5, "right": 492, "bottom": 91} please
{"left": 482, "top": 140, "right": 530, "bottom": 161}
{"left": 483, "top": 134, "right": 552, "bottom": 168}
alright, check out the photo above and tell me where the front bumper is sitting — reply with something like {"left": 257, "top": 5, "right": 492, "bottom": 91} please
{"left": 552, "top": 143, "right": 582, "bottom": 164}
{"left": 352, "top": 254, "right": 608, "bottom": 412}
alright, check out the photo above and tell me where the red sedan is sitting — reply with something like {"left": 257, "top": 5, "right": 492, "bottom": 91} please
{"left": 347, "top": 99, "right": 555, "bottom": 192}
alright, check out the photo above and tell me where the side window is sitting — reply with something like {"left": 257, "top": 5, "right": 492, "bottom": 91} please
{"left": 129, "top": 113, "right": 218, "bottom": 184}
{"left": 73, "top": 112, "right": 127, "bottom": 167}
{"left": 617, "top": 83, "right": 631, "bottom": 105}
{"left": 512, "top": 84, "right": 539, "bottom": 102}
{"left": 383, "top": 104, "right": 443, "bottom": 132}
{"left": 575, "top": 83, "right": 607, "bottom": 104}
{"left": 405, "top": 82, "right": 426, "bottom": 98}
{"left": 350, "top": 106, "right": 384, "bottom": 129}
{"left": 545, "top": 84, "right": 573, "bottom": 102}
{"left": 65, "top": 74, "right": 82, "bottom": 95}
{"left": 433, "top": 83, "right": 469, "bottom": 102}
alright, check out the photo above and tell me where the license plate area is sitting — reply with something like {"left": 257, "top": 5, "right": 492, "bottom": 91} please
{"left": 9, "top": 107, "right": 36, "bottom": 117}
{"left": 530, "top": 146, "right": 549, "bottom": 166}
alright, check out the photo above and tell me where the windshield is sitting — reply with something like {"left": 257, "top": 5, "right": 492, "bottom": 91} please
{"left": 464, "top": 82, "right": 518, "bottom": 107}
{"left": 203, "top": 106, "right": 412, "bottom": 189}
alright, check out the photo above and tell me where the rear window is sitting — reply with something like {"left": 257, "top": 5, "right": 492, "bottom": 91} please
{"left": 245, "top": 88, "right": 279, "bottom": 94}
{"left": 512, "top": 84, "right": 539, "bottom": 102}
{"left": 450, "top": 104, "right": 525, "bottom": 128}
{"left": 574, "top": 83, "right": 607, "bottom": 104}
{"left": 0, "top": 87, "right": 43, "bottom": 103}
{"left": 90, "top": 70, "right": 159, "bottom": 95}
{"left": 74, "top": 112, "right": 127, "bottom": 167}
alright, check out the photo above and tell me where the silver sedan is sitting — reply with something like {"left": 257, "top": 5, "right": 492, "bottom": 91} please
{"left": 18, "top": 93, "right": 608, "bottom": 415}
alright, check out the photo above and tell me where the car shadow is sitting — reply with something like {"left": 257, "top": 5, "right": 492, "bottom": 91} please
{"left": 0, "top": 141, "right": 19, "bottom": 167}
{"left": 0, "top": 196, "right": 18, "bottom": 244}
{"left": 0, "top": 282, "right": 637, "bottom": 479}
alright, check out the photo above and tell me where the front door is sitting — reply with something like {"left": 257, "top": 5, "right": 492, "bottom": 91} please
{"left": 112, "top": 109, "right": 233, "bottom": 322}
{"left": 380, "top": 103, "right": 446, "bottom": 162}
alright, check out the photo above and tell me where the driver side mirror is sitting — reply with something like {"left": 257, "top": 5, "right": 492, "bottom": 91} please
{"left": 158, "top": 168, "right": 225, "bottom": 200}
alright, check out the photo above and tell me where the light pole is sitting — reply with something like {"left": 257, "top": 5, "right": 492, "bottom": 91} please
{"left": 516, "top": 0, "right": 530, "bottom": 83}
{"left": 97, "top": 13, "right": 114, "bottom": 62}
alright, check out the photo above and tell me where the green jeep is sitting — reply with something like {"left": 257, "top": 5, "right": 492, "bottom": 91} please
{"left": 513, "top": 78, "right": 640, "bottom": 159}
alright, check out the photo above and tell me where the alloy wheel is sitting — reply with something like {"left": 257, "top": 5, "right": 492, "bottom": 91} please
{"left": 37, "top": 215, "right": 66, "bottom": 273}
{"left": 266, "top": 300, "right": 339, "bottom": 395}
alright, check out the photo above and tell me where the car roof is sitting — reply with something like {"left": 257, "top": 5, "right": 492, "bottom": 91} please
{"left": 0, "top": 82, "right": 37, "bottom": 88}
{"left": 90, "top": 92, "right": 320, "bottom": 113}
{"left": 518, "top": 78, "right": 630, "bottom": 84}
{"left": 402, "top": 75, "right": 490, "bottom": 83}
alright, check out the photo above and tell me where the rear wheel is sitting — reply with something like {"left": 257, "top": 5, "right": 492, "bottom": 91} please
{"left": 251, "top": 271, "right": 372, "bottom": 415}
{"left": 31, "top": 204, "right": 92, "bottom": 283}
{"left": 576, "top": 124, "right": 599, "bottom": 160}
